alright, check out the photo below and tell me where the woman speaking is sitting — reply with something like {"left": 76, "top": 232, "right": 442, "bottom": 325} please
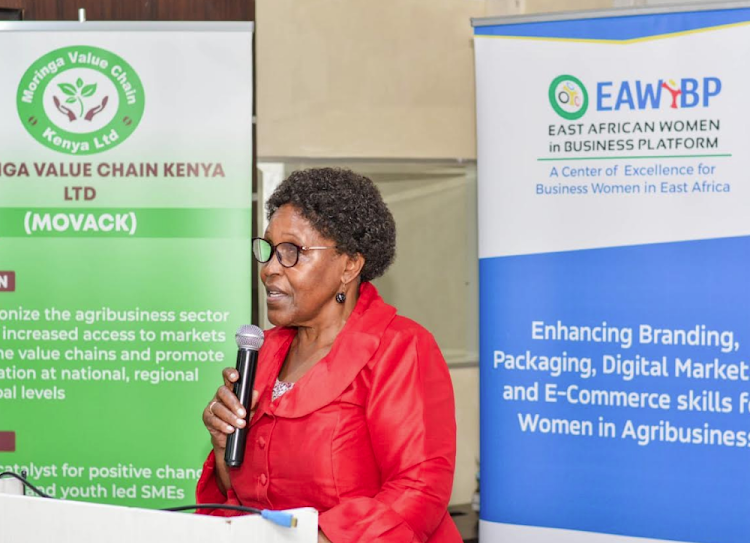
{"left": 196, "top": 168, "right": 461, "bottom": 542}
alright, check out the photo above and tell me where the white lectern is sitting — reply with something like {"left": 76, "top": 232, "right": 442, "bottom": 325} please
{"left": 0, "top": 494, "right": 318, "bottom": 543}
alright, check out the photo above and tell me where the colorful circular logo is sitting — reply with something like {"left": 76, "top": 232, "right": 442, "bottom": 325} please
{"left": 549, "top": 75, "right": 588, "bottom": 120}
{"left": 17, "top": 45, "right": 145, "bottom": 155}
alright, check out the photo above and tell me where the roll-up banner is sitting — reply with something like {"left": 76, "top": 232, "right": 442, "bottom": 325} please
{"left": 0, "top": 23, "right": 253, "bottom": 508}
{"left": 474, "top": 4, "right": 750, "bottom": 543}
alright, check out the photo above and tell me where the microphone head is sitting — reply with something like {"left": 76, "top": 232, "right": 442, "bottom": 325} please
{"left": 235, "top": 324, "right": 264, "bottom": 351}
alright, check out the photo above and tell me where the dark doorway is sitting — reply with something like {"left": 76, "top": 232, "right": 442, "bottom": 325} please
{"left": 0, "top": 1, "right": 253, "bottom": 21}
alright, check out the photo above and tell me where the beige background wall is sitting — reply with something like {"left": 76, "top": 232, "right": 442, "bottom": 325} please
{"left": 255, "top": 0, "right": 625, "bottom": 505}
{"left": 256, "top": 0, "right": 502, "bottom": 159}
{"left": 256, "top": 0, "right": 615, "bottom": 160}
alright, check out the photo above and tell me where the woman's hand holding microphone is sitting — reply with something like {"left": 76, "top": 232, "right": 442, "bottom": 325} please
{"left": 202, "top": 367, "right": 259, "bottom": 493}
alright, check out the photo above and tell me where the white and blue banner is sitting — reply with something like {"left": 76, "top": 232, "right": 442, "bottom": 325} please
{"left": 474, "top": 5, "right": 750, "bottom": 543}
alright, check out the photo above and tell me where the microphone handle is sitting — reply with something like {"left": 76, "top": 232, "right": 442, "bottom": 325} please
{"left": 224, "top": 348, "right": 259, "bottom": 467}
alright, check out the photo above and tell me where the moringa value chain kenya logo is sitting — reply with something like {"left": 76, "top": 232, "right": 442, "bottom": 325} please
{"left": 17, "top": 45, "right": 145, "bottom": 156}
{"left": 549, "top": 74, "right": 589, "bottom": 120}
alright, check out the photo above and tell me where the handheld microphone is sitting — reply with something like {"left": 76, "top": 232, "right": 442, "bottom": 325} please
{"left": 225, "top": 324, "right": 264, "bottom": 467}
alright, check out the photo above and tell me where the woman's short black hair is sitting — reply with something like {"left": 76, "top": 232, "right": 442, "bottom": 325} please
{"left": 266, "top": 168, "right": 396, "bottom": 282}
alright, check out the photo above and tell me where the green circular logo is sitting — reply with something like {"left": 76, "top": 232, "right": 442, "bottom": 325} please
{"left": 549, "top": 75, "right": 588, "bottom": 120}
{"left": 17, "top": 45, "right": 145, "bottom": 155}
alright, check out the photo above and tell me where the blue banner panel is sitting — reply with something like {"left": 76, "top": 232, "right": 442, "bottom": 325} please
{"left": 480, "top": 237, "right": 750, "bottom": 543}
{"left": 474, "top": 8, "right": 750, "bottom": 41}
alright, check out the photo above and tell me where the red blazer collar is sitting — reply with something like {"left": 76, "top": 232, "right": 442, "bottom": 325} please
{"left": 252, "top": 282, "right": 397, "bottom": 419}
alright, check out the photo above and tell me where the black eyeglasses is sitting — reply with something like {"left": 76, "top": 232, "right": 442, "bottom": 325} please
{"left": 252, "top": 237, "right": 337, "bottom": 268}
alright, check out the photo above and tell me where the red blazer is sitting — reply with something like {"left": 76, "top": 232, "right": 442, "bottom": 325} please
{"left": 196, "top": 282, "right": 461, "bottom": 542}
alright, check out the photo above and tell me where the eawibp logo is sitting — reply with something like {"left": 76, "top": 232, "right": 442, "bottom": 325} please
{"left": 549, "top": 75, "right": 588, "bottom": 120}
{"left": 17, "top": 45, "right": 145, "bottom": 155}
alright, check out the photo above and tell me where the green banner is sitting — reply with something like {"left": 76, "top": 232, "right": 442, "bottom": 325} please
{"left": 0, "top": 24, "right": 254, "bottom": 509}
